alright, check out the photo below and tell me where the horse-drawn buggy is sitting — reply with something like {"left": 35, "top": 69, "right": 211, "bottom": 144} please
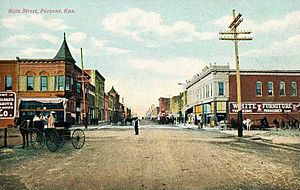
{"left": 17, "top": 117, "right": 85, "bottom": 152}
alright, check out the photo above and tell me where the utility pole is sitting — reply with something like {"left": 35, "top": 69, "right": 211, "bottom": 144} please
{"left": 219, "top": 9, "right": 252, "bottom": 137}
{"left": 80, "top": 48, "right": 88, "bottom": 129}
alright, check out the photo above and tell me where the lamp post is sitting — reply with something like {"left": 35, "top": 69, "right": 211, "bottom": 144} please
{"left": 178, "top": 82, "right": 186, "bottom": 125}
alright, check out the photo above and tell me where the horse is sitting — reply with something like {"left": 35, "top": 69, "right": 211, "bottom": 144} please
{"left": 14, "top": 118, "right": 31, "bottom": 149}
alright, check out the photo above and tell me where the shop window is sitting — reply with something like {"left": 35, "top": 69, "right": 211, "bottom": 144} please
{"left": 27, "top": 76, "right": 34, "bottom": 91}
{"left": 291, "top": 81, "right": 297, "bottom": 96}
{"left": 5, "top": 75, "right": 12, "bottom": 91}
{"left": 40, "top": 76, "right": 48, "bottom": 91}
{"left": 256, "top": 81, "right": 262, "bottom": 96}
{"left": 218, "top": 81, "right": 224, "bottom": 96}
{"left": 268, "top": 81, "right": 273, "bottom": 96}
{"left": 280, "top": 81, "right": 285, "bottom": 96}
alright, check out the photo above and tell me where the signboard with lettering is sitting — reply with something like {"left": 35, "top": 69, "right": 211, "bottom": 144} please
{"left": 0, "top": 92, "right": 16, "bottom": 119}
{"left": 229, "top": 102, "right": 300, "bottom": 114}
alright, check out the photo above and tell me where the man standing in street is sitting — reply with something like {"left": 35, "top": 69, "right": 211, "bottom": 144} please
{"left": 134, "top": 118, "right": 139, "bottom": 135}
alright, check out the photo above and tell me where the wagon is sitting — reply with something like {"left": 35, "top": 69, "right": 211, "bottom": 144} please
{"left": 30, "top": 121, "right": 85, "bottom": 152}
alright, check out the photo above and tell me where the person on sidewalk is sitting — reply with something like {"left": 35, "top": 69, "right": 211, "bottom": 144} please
{"left": 134, "top": 118, "right": 139, "bottom": 135}
{"left": 273, "top": 118, "right": 279, "bottom": 131}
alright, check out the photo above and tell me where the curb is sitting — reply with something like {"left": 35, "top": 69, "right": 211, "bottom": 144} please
{"left": 238, "top": 137, "right": 300, "bottom": 152}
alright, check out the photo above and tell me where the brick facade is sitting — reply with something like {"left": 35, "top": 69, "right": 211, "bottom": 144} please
{"left": 229, "top": 71, "right": 300, "bottom": 126}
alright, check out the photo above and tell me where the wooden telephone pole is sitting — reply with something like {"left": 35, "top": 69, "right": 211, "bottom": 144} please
{"left": 79, "top": 48, "right": 88, "bottom": 129}
{"left": 219, "top": 9, "right": 252, "bottom": 137}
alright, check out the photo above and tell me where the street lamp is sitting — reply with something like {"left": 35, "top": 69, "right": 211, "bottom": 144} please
{"left": 178, "top": 82, "right": 186, "bottom": 125}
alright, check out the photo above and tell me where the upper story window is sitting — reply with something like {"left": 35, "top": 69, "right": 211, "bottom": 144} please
{"left": 58, "top": 76, "right": 64, "bottom": 91}
{"left": 268, "top": 81, "right": 273, "bottom": 96}
{"left": 5, "top": 76, "right": 12, "bottom": 91}
{"left": 76, "top": 82, "right": 81, "bottom": 94}
{"left": 291, "top": 81, "right": 297, "bottom": 96}
{"left": 218, "top": 81, "right": 224, "bottom": 96}
{"left": 206, "top": 84, "right": 210, "bottom": 98}
{"left": 27, "top": 76, "right": 34, "bottom": 91}
{"left": 280, "top": 81, "right": 285, "bottom": 96}
{"left": 65, "top": 76, "right": 70, "bottom": 91}
{"left": 210, "top": 83, "right": 213, "bottom": 97}
{"left": 40, "top": 76, "right": 48, "bottom": 91}
{"left": 256, "top": 81, "right": 262, "bottom": 96}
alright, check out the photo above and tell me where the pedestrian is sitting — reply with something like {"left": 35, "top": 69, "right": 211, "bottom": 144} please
{"left": 280, "top": 118, "right": 285, "bottom": 130}
{"left": 273, "top": 118, "right": 279, "bottom": 131}
{"left": 134, "top": 118, "right": 139, "bottom": 135}
{"left": 48, "top": 112, "right": 55, "bottom": 128}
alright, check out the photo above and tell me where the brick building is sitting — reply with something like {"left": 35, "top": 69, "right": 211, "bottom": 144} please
{"left": 0, "top": 60, "right": 18, "bottom": 128}
{"left": 16, "top": 33, "right": 84, "bottom": 124}
{"left": 84, "top": 70, "right": 105, "bottom": 123}
{"left": 158, "top": 97, "right": 170, "bottom": 116}
{"left": 229, "top": 70, "right": 300, "bottom": 126}
{"left": 108, "top": 86, "right": 123, "bottom": 124}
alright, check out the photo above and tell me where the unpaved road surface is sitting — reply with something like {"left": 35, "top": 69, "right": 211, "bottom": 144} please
{"left": 1, "top": 126, "right": 299, "bottom": 190}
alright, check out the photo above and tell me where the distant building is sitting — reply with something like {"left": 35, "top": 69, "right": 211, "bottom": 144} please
{"left": 158, "top": 97, "right": 170, "bottom": 116}
{"left": 84, "top": 69, "right": 105, "bottom": 123}
{"left": 170, "top": 95, "right": 181, "bottom": 121}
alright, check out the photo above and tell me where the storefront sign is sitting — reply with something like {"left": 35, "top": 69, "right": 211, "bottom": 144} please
{"left": 230, "top": 102, "right": 300, "bottom": 113}
{"left": 0, "top": 92, "right": 16, "bottom": 119}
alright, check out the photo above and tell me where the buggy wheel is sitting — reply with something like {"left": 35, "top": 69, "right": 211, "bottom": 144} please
{"left": 45, "top": 129, "right": 60, "bottom": 152}
{"left": 31, "top": 129, "right": 45, "bottom": 149}
{"left": 71, "top": 129, "right": 85, "bottom": 149}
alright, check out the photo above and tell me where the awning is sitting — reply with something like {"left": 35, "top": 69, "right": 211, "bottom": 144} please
{"left": 18, "top": 98, "right": 67, "bottom": 110}
{"left": 19, "top": 98, "right": 66, "bottom": 104}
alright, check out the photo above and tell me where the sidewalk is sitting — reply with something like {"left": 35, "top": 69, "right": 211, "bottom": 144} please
{"left": 219, "top": 128, "right": 300, "bottom": 150}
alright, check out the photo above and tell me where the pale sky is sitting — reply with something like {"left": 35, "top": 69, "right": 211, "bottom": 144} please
{"left": 1, "top": 0, "right": 300, "bottom": 115}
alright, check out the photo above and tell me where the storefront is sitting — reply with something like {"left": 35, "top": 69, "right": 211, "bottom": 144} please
{"left": 229, "top": 102, "right": 300, "bottom": 125}
{"left": 19, "top": 98, "right": 67, "bottom": 122}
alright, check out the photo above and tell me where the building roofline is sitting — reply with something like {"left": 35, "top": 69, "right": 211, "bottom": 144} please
{"left": 229, "top": 69, "right": 300, "bottom": 74}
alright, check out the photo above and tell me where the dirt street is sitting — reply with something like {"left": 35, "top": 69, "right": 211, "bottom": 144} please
{"left": 1, "top": 126, "right": 300, "bottom": 190}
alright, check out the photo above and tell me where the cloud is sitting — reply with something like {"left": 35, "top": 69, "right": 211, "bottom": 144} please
{"left": 7, "top": 34, "right": 31, "bottom": 43}
{"left": 130, "top": 57, "right": 207, "bottom": 78}
{"left": 69, "top": 32, "right": 87, "bottom": 43}
{"left": 1, "top": 14, "right": 70, "bottom": 30}
{"left": 19, "top": 47, "right": 56, "bottom": 57}
{"left": 213, "top": 11, "right": 300, "bottom": 33}
{"left": 106, "top": 47, "right": 130, "bottom": 54}
{"left": 38, "top": 33, "right": 60, "bottom": 44}
{"left": 87, "top": 37, "right": 130, "bottom": 55}
{"left": 102, "top": 8, "right": 216, "bottom": 46}
{"left": 241, "top": 34, "right": 300, "bottom": 57}
{"left": 5, "top": 33, "right": 59, "bottom": 45}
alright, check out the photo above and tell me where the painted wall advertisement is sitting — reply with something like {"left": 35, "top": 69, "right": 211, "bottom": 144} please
{"left": 229, "top": 102, "right": 300, "bottom": 113}
{"left": 0, "top": 92, "right": 16, "bottom": 119}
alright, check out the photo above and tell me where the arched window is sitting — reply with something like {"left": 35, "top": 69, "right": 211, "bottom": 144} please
{"left": 256, "top": 81, "right": 262, "bottom": 96}
{"left": 291, "top": 81, "right": 297, "bottom": 96}
{"left": 268, "top": 81, "right": 273, "bottom": 96}
{"left": 279, "top": 81, "right": 285, "bottom": 96}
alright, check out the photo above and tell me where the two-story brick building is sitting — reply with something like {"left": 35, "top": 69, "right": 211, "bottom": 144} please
{"left": 229, "top": 70, "right": 300, "bottom": 126}
{"left": 17, "top": 33, "right": 84, "bottom": 124}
